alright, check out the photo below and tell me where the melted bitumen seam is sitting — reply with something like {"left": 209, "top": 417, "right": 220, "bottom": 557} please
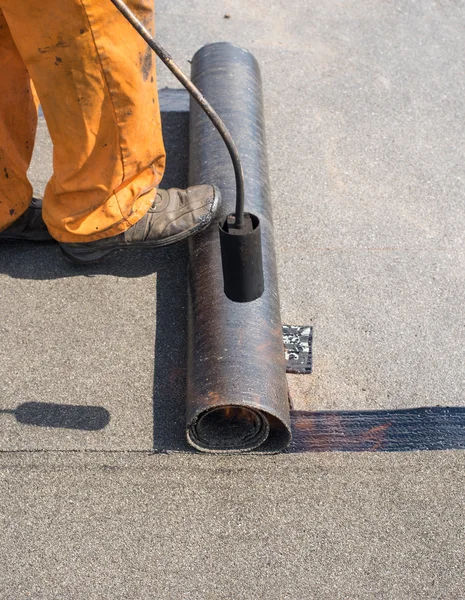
{"left": 288, "top": 406, "right": 465, "bottom": 453}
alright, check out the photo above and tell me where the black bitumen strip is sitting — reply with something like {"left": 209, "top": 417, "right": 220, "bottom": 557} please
{"left": 289, "top": 407, "right": 465, "bottom": 453}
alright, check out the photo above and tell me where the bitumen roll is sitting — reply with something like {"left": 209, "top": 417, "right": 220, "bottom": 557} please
{"left": 186, "top": 42, "right": 291, "bottom": 453}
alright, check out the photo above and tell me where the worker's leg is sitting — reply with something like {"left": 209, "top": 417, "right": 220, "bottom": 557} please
{"left": 0, "top": 0, "right": 166, "bottom": 243}
{"left": 0, "top": 8, "right": 38, "bottom": 232}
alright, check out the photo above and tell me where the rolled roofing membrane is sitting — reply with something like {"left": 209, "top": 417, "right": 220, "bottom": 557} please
{"left": 187, "top": 43, "right": 291, "bottom": 453}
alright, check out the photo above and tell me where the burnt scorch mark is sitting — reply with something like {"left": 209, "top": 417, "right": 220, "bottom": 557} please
{"left": 4, "top": 167, "right": 9, "bottom": 179}
{"left": 80, "top": 28, "right": 85, "bottom": 34}
{"left": 140, "top": 46, "right": 153, "bottom": 81}
{"left": 9, "top": 209, "right": 15, "bottom": 216}
{"left": 288, "top": 406, "right": 465, "bottom": 453}
{"left": 38, "top": 39, "right": 70, "bottom": 54}
{"left": 54, "top": 56, "right": 63, "bottom": 66}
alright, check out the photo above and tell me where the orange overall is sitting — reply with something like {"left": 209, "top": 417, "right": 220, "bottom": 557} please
{"left": 0, "top": 0, "right": 166, "bottom": 242}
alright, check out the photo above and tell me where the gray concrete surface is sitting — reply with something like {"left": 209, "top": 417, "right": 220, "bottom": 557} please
{"left": 1, "top": 0, "right": 464, "bottom": 598}
{"left": 1, "top": 452, "right": 464, "bottom": 600}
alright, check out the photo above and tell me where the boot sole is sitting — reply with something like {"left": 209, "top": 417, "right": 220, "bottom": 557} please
{"left": 60, "top": 190, "right": 220, "bottom": 265}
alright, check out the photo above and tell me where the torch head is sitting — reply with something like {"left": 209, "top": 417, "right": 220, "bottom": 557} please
{"left": 219, "top": 212, "right": 265, "bottom": 302}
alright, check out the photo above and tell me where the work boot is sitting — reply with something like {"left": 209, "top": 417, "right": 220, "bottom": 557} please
{"left": 0, "top": 197, "right": 53, "bottom": 242}
{"left": 60, "top": 184, "right": 220, "bottom": 264}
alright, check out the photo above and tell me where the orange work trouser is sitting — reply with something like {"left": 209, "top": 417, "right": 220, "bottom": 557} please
{"left": 0, "top": 0, "right": 166, "bottom": 242}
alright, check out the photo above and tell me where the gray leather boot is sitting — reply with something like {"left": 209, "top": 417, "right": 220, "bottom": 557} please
{"left": 0, "top": 197, "right": 53, "bottom": 242}
{"left": 60, "top": 184, "right": 220, "bottom": 264}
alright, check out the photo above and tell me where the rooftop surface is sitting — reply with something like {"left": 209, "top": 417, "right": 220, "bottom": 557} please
{"left": 1, "top": 1, "right": 464, "bottom": 598}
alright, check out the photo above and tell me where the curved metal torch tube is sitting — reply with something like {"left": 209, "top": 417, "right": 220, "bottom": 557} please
{"left": 108, "top": 0, "right": 246, "bottom": 228}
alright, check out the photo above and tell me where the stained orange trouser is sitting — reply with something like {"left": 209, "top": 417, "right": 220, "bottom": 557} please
{"left": 0, "top": 0, "right": 166, "bottom": 242}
